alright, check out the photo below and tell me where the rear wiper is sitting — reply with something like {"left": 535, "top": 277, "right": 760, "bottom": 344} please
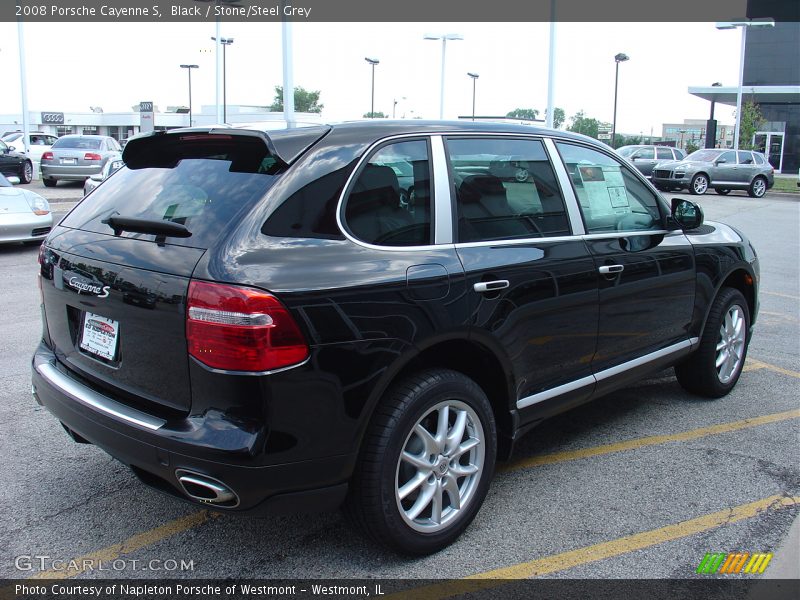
{"left": 102, "top": 216, "right": 192, "bottom": 239}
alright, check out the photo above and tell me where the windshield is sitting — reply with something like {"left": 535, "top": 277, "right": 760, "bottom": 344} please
{"left": 61, "top": 138, "right": 283, "bottom": 249}
{"left": 684, "top": 149, "right": 723, "bottom": 162}
{"left": 52, "top": 137, "right": 103, "bottom": 150}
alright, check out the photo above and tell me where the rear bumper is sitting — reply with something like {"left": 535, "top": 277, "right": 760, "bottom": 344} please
{"left": 40, "top": 164, "right": 102, "bottom": 180}
{"left": 31, "top": 343, "right": 352, "bottom": 515}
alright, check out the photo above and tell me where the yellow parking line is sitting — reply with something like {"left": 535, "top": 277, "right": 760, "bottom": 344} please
{"left": 26, "top": 510, "right": 215, "bottom": 580}
{"left": 396, "top": 495, "right": 800, "bottom": 599}
{"left": 502, "top": 409, "right": 800, "bottom": 473}
{"left": 745, "top": 358, "right": 800, "bottom": 379}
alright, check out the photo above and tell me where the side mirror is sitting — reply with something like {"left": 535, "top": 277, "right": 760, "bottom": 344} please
{"left": 715, "top": 158, "right": 727, "bottom": 165}
{"left": 670, "top": 198, "right": 704, "bottom": 230}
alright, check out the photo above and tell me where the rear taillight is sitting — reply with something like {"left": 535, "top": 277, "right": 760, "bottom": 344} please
{"left": 41, "top": 152, "right": 53, "bottom": 161}
{"left": 84, "top": 153, "right": 102, "bottom": 161}
{"left": 187, "top": 281, "right": 308, "bottom": 372}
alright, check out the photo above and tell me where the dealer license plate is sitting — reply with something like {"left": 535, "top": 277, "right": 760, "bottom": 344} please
{"left": 60, "top": 158, "right": 77, "bottom": 165}
{"left": 80, "top": 312, "right": 119, "bottom": 361}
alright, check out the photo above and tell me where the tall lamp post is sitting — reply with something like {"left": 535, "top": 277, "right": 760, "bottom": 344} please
{"left": 180, "top": 64, "right": 199, "bottom": 126}
{"left": 716, "top": 18, "right": 775, "bottom": 152}
{"left": 610, "top": 52, "right": 629, "bottom": 149}
{"left": 211, "top": 37, "right": 234, "bottom": 123}
{"left": 423, "top": 33, "right": 464, "bottom": 119}
{"left": 467, "top": 72, "right": 479, "bottom": 121}
{"left": 365, "top": 57, "right": 379, "bottom": 118}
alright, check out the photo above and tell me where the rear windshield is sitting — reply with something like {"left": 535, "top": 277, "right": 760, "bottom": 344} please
{"left": 52, "top": 137, "right": 102, "bottom": 150}
{"left": 60, "top": 136, "right": 282, "bottom": 248}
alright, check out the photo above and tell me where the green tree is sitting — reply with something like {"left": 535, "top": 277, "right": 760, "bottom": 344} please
{"left": 544, "top": 107, "right": 566, "bottom": 129}
{"left": 363, "top": 111, "right": 387, "bottom": 119}
{"left": 567, "top": 110, "right": 609, "bottom": 140}
{"left": 685, "top": 141, "right": 700, "bottom": 155}
{"left": 737, "top": 100, "right": 765, "bottom": 150}
{"left": 506, "top": 108, "right": 539, "bottom": 121}
{"left": 269, "top": 86, "right": 324, "bottom": 113}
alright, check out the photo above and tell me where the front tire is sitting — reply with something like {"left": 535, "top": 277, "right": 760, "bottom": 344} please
{"left": 42, "top": 178, "right": 57, "bottom": 188}
{"left": 748, "top": 176, "right": 767, "bottom": 198}
{"left": 676, "top": 287, "right": 750, "bottom": 398}
{"left": 690, "top": 173, "right": 708, "bottom": 195}
{"left": 344, "top": 369, "right": 497, "bottom": 555}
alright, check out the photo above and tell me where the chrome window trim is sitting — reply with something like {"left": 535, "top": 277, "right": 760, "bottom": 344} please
{"left": 35, "top": 361, "right": 166, "bottom": 431}
{"left": 516, "top": 337, "right": 698, "bottom": 410}
{"left": 542, "top": 137, "right": 585, "bottom": 235}
{"left": 430, "top": 135, "right": 453, "bottom": 244}
{"left": 335, "top": 133, "right": 443, "bottom": 253}
{"left": 581, "top": 229, "right": 670, "bottom": 241}
{"left": 454, "top": 234, "right": 578, "bottom": 250}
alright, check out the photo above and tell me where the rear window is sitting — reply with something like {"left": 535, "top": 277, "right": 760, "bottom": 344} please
{"left": 52, "top": 137, "right": 102, "bottom": 150}
{"left": 60, "top": 135, "right": 282, "bottom": 249}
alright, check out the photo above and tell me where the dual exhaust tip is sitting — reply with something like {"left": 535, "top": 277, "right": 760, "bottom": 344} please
{"left": 176, "top": 470, "right": 239, "bottom": 508}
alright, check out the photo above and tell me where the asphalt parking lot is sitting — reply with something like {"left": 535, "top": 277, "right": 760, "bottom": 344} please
{"left": 0, "top": 187, "right": 798, "bottom": 588}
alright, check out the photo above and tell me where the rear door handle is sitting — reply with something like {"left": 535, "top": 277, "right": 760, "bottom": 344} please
{"left": 473, "top": 280, "right": 509, "bottom": 293}
{"left": 598, "top": 265, "right": 624, "bottom": 274}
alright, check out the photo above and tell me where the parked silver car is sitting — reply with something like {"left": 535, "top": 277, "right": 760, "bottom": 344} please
{"left": 83, "top": 154, "right": 124, "bottom": 196}
{"left": 651, "top": 149, "right": 774, "bottom": 197}
{"left": 618, "top": 145, "right": 686, "bottom": 179}
{"left": 0, "top": 173, "right": 52, "bottom": 244}
{"left": 40, "top": 135, "right": 122, "bottom": 187}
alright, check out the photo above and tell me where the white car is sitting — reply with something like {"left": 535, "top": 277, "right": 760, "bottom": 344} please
{"left": 0, "top": 173, "right": 52, "bottom": 244}
{"left": 1, "top": 132, "right": 59, "bottom": 164}
{"left": 83, "top": 155, "right": 124, "bottom": 196}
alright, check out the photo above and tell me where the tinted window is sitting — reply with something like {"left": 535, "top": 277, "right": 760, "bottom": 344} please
{"left": 52, "top": 137, "right": 102, "bottom": 150}
{"left": 556, "top": 142, "right": 662, "bottom": 233}
{"left": 656, "top": 147, "right": 673, "bottom": 159}
{"left": 343, "top": 140, "right": 432, "bottom": 246}
{"left": 634, "top": 147, "right": 655, "bottom": 159}
{"left": 737, "top": 151, "right": 754, "bottom": 165}
{"left": 446, "top": 137, "right": 569, "bottom": 242}
{"left": 673, "top": 148, "right": 687, "bottom": 160}
{"left": 718, "top": 151, "right": 736, "bottom": 164}
{"left": 753, "top": 153, "right": 766, "bottom": 165}
{"left": 61, "top": 137, "right": 282, "bottom": 249}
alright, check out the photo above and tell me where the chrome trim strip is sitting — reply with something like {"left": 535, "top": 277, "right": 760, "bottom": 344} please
{"left": 430, "top": 135, "right": 453, "bottom": 244}
{"left": 189, "top": 355, "right": 311, "bottom": 377}
{"left": 581, "top": 230, "right": 670, "bottom": 241}
{"left": 35, "top": 362, "right": 165, "bottom": 431}
{"left": 543, "top": 137, "right": 585, "bottom": 235}
{"left": 454, "top": 234, "right": 578, "bottom": 249}
{"left": 517, "top": 375, "right": 595, "bottom": 409}
{"left": 516, "top": 338, "right": 698, "bottom": 410}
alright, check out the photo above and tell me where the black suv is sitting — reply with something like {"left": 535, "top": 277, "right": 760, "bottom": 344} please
{"left": 32, "top": 122, "right": 759, "bottom": 555}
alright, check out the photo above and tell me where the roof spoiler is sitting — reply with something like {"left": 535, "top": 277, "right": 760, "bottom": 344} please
{"left": 122, "top": 125, "right": 331, "bottom": 168}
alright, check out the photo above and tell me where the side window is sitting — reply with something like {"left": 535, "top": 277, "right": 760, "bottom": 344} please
{"left": 673, "top": 148, "right": 686, "bottom": 160}
{"left": 0, "top": 140, "right": 7, "bottom": 152}
{"left": 446, "top": 137, "right": 570, "bottom": 242}
{"left": 635, "top": 147, "right": 655, "bottom": 160}
{"left": 656, "top": 147, "right": 673, "bottom": 160}
{"left": 737, "top": 151, "right": 754, "bottom": 165}
{"left": 343, "top": 139, "right": 432, "bottom": 246}
{"left": 753, "top": 153, "right": 765, "bottom": 165}
{"left": 718, "top": 151, "right": 736, "bottom": 164}
{"left": 556, "top": 142, "right": 663, "bottom": 233}
{"left": 47, "top": 136, "right": 58, "bottom": 145}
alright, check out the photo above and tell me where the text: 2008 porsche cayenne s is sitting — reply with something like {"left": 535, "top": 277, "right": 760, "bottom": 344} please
{"left": 32, "top": 122, "right": 758, "bottom": 554}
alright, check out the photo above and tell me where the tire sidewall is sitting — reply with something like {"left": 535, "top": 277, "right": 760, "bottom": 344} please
{"left": 376, "top": 372, "right": 497, "bottom": 554}
{"left": 703, "top": 288, "right": 751, "bottom": 395}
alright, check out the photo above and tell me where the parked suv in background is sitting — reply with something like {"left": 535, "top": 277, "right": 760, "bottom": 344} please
{"left": 40, "top": 135, "right": 122, "bottom": 187}
{"left": 652, "top": 148, "right": 774, "bottom": 197}
{"left": 32, "top": 122, "right": 759, "bottom": 555}
{"left": 618, "top": 144, "right": 686, "bottom": 179}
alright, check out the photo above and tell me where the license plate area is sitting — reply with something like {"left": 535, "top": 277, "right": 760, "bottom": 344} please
{"left": 79, "top": 312, "right": 120, "bottom": 362}
{"left": 60, "top": 158, "right": 77, "bottom": 165}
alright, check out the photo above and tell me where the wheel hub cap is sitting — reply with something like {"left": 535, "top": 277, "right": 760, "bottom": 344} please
{"left": 716, "top": 304, "right": 746, "bottom": 384}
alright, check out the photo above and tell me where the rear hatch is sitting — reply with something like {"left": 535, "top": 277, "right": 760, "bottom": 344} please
{"left": 40, "top": 128, "right": 326, "bottom": 415}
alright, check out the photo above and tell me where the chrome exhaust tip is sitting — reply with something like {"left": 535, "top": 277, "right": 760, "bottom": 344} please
{"left": 175, "top": 470, "right": 239, "bottom": 508}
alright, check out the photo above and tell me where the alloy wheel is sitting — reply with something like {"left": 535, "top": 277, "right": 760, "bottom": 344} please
{"left": 716, "top": 304, "right": 746, "bottom": 384}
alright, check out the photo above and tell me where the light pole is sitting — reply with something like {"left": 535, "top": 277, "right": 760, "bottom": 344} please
{"left": 423, "top": 33, "right": 464, "bottom": 119}
{"left": 610, "top": 52, "right": 629, "bottom": 149}
{"left": 180, "top": 64, "right": 199, "bottom": 126}
{"left": 365, "top": 57, "right": 379, "bottom": 118}
{"left": 211, "top": 37, "right": 234, "bottom": 123}
{"left": 467, "top": 72, "right": 479, "bottom": 121}
{"left": 716, "top": 19, "right": 775, "bottom": 152}
{"left": 393, "top": 96, "right": 406, "bottom": 119}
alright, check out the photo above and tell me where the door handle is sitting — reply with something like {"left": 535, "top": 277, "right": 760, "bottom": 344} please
{"left": 598, "top": 265, "right": 624, "bottom": 275}
{"left": 473, "top": 280, "right": 509, "bottom": 293}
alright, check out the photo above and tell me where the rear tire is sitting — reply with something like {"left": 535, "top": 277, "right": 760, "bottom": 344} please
{"left": 344, "top": 369, "right": 497, "bottom": 555}
{"left": 20, "top": 161, "right": 33, "bottom": 184}
{"left": 748, "top": 176, "right": 767, "bottom": 198}
{"left": 43, "top": 178, "right": 57, "bottom": 188}
{"left": 675, "top": 287, "right": 750, "bottom": 398}
{"left": 715, "top": 188, "right": 730, "bottom": 195}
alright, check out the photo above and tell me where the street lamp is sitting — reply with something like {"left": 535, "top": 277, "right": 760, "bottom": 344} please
{"left": 180, "top": 64, "right": 199, "bottom": 126}
{"left": 211, "top": 37, "right": 234, "bottom": 123}
{"left": 610, "top": 52, "right": 629, "bottom": 149}
{"left": 716, "top": 18, "right": 775, "bottom": 152}
{"left": 423, "top": 33, "right": 464, "bottom": 119}
{"left": 467, "top": 72, "right": 479, "bottom": 121}
{"left": 365, "top": 57, "right": 379, "bottom": 118}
